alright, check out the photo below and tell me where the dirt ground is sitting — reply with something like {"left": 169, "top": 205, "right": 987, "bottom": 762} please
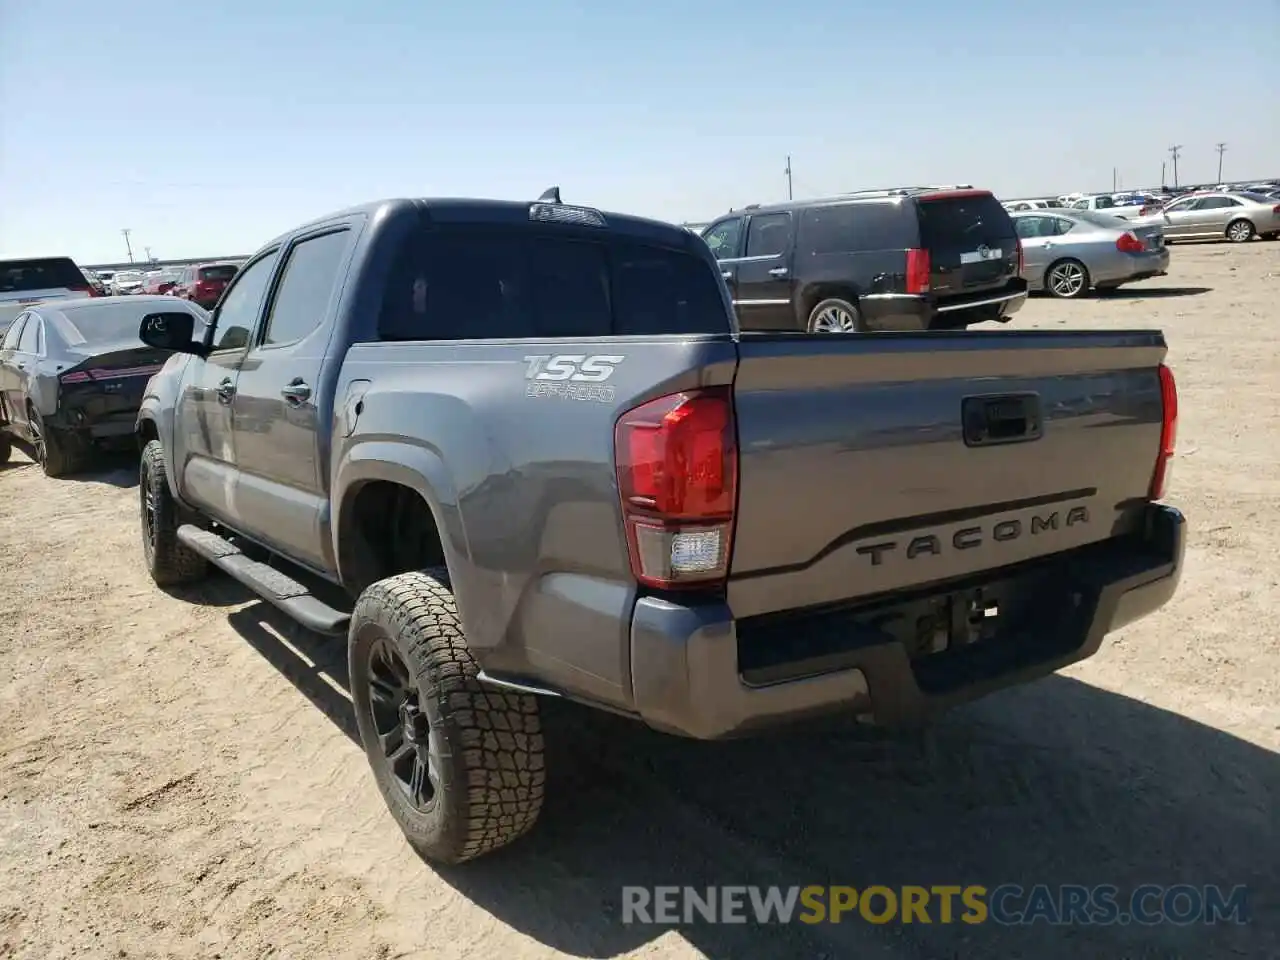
{"left": 2, "top": 241, "right": 1277, "bottom": 960}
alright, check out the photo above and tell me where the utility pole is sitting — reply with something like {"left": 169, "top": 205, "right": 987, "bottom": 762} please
{"left": 1215, "top": 142, "right": 1227, "bottom": 183}
{"left": 1167, "top": 145, "right": 1182, "bottom": 189}
{"left": 121, "top": 228, "right": 134, "bottom": 263}
{"left": 784, "top": 156, "right": 794, "bottom": 201}
{"left": 1112, "top": 167, "right": 1117, "bottom": 192}
{"left": 144, "top": 246, "right": 153, "bottom": 262}
{"left": 1161, "top": 161, "right": 1166, "bottom": 189}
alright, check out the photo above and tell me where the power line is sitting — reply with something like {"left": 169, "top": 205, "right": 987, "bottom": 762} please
{"left": 1215, "top": 142, "right": 1227, "bottom": 183}
{"left": 1167, "top": 145, "right": 1183, "bottom": 189}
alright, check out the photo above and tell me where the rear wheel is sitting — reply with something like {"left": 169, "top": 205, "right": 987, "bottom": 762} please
{"left": 29, "top": 407, "right": 84, "bottom": 478}
{"left": 806, "top": 297, "right": 863, "bottom": 333}
{"left": 0, "top": 434, "right": 11, "bottom": 465}
{"left": 349, "top": 569, "right": 546, "bottom": 864}
{"left": 1226, "top": 219, "right": 1255, "bottom": 243}
{"left": 1044, "top": 259, "right": 1090, "bottom": 299}
{"left": 139, "top": 439, "right": 208, "bottom": 585}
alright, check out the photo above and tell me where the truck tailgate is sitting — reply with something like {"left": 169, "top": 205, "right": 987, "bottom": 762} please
{"left": 728, "top": 330, "right": 1168, "bottom": 619}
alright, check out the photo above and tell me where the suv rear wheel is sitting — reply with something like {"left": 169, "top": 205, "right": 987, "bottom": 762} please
{"left": 807, "top": 297, "right": 863, "bottom": 333}
{"left": 349, "top": 569, "right": 546, "bottom": 863}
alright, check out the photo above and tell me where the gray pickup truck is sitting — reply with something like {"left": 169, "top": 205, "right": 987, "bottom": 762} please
{"left": 134, "top": 189, "right": 1186, "bottom": 864}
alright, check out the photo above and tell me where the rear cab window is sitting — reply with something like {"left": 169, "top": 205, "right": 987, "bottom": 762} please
{"left": 0, "top": 257, "right": 87, "bottom": 294}
{"left": 915, "top": 192, "right": 1017, "bottom": 250}
{"left": 199, "top": 264, "right": 238, "bottom": 281}
{"left": 377, "top": 224, "right": 730, "bottom": 341}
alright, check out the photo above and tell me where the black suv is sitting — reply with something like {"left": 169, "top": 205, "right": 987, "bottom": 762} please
{"left": 699, "top": 187, "right": 1028, "bottom": 333}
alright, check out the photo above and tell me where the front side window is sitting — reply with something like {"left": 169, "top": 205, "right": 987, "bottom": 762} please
{"left": 210, "top": 250, "right": 280, "bottom": 352}
{"left": 702, "top": 218, "right": 743, "bottom": 260}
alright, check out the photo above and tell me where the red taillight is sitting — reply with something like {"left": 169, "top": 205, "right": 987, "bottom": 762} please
{"left": 1272, "top": 204, "right": 1280, "bottom": 214}
{"left": 1149, "top": 364, "right": 1177, "bottom": 500}
{"left": 905, "top": 248, "right": 931, "bottom": 294}
{"left": 1116, "top": 232, "right": 1145, "bottom": 254}
{"left": 60, "top": 370, "right": 93, "bottom": 384}
{"left": 69, "top": 282, "right": 96, "bottom": 297}
{"left": 614, "top": 387, "right": 738, "bottom": 590}
{"left": 1139, "top": 204, "right": 1157, "bottom": 216}
{"left": 1016, "top": 237, "right": 1025, "bottom": 275}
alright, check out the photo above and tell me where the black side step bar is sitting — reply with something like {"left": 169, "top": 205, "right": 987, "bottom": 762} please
{"left": 176, "top": 525, "right": 350, "bottom": 636}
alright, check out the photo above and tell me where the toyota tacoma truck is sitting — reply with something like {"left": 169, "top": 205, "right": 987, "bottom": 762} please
{"left": 134, "top": 189, "right": 1185, "bottom": 865}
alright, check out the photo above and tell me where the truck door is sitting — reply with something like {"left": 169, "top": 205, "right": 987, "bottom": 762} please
{"left": 733, "top": 211, "right": 797, "bottom": 331}
{"left": 174, "top": 248, "right": 280, "bottom": 523}
{"left": 229, "top": 225, "right": 356, "bottom": 572}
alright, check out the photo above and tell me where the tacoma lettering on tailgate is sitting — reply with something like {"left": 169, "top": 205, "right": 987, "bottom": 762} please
{"left": 856, "top": 505, "right": 1090, "bottom": 567}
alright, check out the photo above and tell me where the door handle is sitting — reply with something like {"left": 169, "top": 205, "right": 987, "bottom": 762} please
{"left": 281, "top": 379, "right": 311, "bottom": 404}
{"left": 768, "top": 267, "right": 789, "bottom": 278}
{"left": 721, "top": 270, "right": 733, "bottom": 280}
{"left": 215, "top": 377, "right": 235, "bottom": 403}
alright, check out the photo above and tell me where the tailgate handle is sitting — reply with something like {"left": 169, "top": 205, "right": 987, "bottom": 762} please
{"left": 962, "top": 393, "right": 1042, "bottom": 447}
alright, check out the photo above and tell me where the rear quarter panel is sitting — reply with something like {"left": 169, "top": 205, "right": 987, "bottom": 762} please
{"left": 332, "top": 336, "right": 738, "bottom": 711}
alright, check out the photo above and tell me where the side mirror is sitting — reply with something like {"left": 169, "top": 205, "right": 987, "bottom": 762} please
{"left": 140, "top": 311, "right": 206, "bottom": 356}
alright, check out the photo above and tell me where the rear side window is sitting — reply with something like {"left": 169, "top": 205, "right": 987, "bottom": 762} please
{"left": 798, "top": 202, "right": 916, "bottom": 254}
{"left": 744, "top": 213, "right": 792, "bottom": 257}
{"left": 3, "top": 316, "right": 27, "bottom": 349}
{"left": 199, "top": 265, "right": 238, "bottom": 281}
{"left": 915, "top": 193, "right": 1016, "bottom": 247}
{"left": 377, "top": 226, "right": 729, "bottom": 341}
{"left": 18, "top": 316, "right": 41, "bottom": 353}
{"left": 0, "top": 257, "right": 86, "bottom": 293}
{"left": 262, "top": 231, "right": 351, "bottom": 346}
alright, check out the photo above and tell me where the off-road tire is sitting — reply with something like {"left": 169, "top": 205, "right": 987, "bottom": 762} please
{"left": 139, "top": 439, "right": 208, "bottom": 586}
{"left": 349, "top": 569, "right": 545, "bottom": 864}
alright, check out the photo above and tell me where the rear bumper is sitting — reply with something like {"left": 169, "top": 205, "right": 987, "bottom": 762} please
{"left": 629, "top": 503, "right": 1185, "bottom": 740}
{"left": 860, "top": 281, "right": 1027, "bottom": 332}
{"left": 1093, "top": 247, "right": 1172, "bottom": 286}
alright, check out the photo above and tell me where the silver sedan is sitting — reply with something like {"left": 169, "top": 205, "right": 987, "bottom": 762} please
{"left": 1156, "top": 192, "right": 1280, "bottom": 243}
{"left": 1012, "top": 209, "right": 1170, "bottom": 299}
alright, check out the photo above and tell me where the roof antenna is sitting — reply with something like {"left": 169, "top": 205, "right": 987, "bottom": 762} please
{"left": 537, "top": 186, "right": 561, "bottom": 203}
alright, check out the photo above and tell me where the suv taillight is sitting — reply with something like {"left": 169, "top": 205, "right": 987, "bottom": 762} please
{"left": 1016, "top": 237, "right": 1025, "bottom": 275}
{"left": 69, "top": 282, "right": 96, "bottom": 297}
{"left": 1116, "top": 232, "right": 1146, "bottom": 254}
{"left": 905, "top": 248, "right": 930, "bottom": 294}
{"left": 1149, "top": 364, "right": 1177, "bottom": 500}
{"left": 614, "top": 387, "right": 738, "bottom": 590}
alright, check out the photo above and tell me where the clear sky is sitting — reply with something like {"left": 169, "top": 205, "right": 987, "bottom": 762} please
{"left": 2, "top": 0, "right": 1277, "bottom": 264}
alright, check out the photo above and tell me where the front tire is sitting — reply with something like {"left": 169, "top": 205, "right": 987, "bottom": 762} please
{"left": 349, "top": 569, "right": 545, "bottom": 864}
{"left": 139, "top": 439, "right": 208, "bottom": 586}
{"left": 1226, "top": 219, "right": 1255, "bottom": 243}
{"left": 1044, "top": 259, "right": 1090, "bottom": 299}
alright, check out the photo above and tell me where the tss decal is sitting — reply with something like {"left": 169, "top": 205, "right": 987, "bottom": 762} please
{"left": 524, "top": 355, "right": 625, "bottom": 403}
{"left": 524, "top": 355, "right": 624, "bottom": 382}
